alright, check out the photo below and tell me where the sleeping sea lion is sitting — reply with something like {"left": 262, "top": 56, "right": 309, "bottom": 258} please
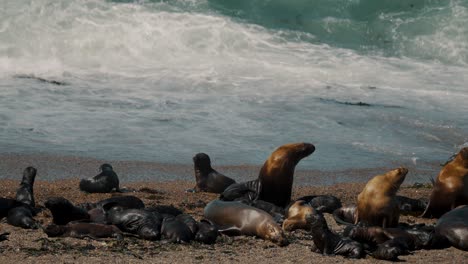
{"left": 191, "top": 153, "right": 236, "bottom": 193}
{"left": 161, "top": 216, "right": 194, "bottom": 243}
{"left": 44, "top": 222, "right": 123, "bottom": 240}
{"left": 106, "top": 207, "right": 162, "bottom": 241}
{"left": 204, "top": 200, "right": 288, "bottom": 246}
{"left": 258, "top": 143, "right": 315, "bottom": 207}
{"left": 422, "top": 148, "right": 468, "bottom": 218}
{"left": 356, "top": 167, "right": 408, "bottom": 227}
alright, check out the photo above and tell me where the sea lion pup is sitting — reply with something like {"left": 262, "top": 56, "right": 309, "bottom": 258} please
{"left": 7, "top": 205, "right": 39, "bottom": 229}
{"left": 433, "top": 205, "right": 468, "bottom": 251}
{"left": 161, "top": 216, "right": 194, "bottom": 243}
{"left": 356, "top": 167, "right": 408, "bottom": 228}
{"left": 106, "top": 207, "right": 162, "bottom": 241}
{"left": 195, "top": 219, "right": 219, "bottom": 244}
{"left": 45, "top": 197, "right": 90, "bottom": 225}
{"left": 332, "top": 205, "right": 357, "bottom": 225}
{"left": 175, "top": 214, "right": 198, "bottom": 235}
{"left": 79, "top": 163, "right": 120, "bottom": 193}
{"left": 0, "top": 198, "right": 22, "bottom": 219}
{"left": 204, "top": 200, "right": 288, "bottom": 246}
{"left": 44, "top": 223, "right": 123, "bottom": 240}
{"left": 371, "top": 237, "right": 411, "bottom": 261}
{"left": 309, "top": 212, "right": 363, "bottom": 258}
{"left": 258, "top": 143, "right": 315, "bottom": 207}
{"left": 220, "top": 179, "right": 261, "bottom": 201}
{"left": 190, "top": 153, "right": 236, "bottom": 193}
{"left": 283, "top": 200, "right": 316, "bottom": 231}
{"left": 395, "top": 195, "right": 427, "bottom": 216}
{"left": 294, "top": 195, "right": 342, "bottom": 213}
{"left": 16, "top": 167, "right": 37, "bottom": 207}
{"left": 422, "top": 148, "right": 468, "bottom": 218}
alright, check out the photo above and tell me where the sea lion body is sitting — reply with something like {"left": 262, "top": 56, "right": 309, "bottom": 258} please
{"left": 434, "top": 205, "right": 468, "bottom": 251}
{"left": 283, "top": 200, "right": 316, "bottom": 231}
{"left": 422, "top": 148, "right": 468, "bottom": 218}
{"left": 333, "top": 205, "right": 357, "bottom": 225}
{"left": 45, "top": 197, "right": 90, "bottom": 225}
{"left": 395, "top": 195, "right": 427, "bottom": 216}
{"left": 161, "top": 216, "right": 194, "bottom": 243}
{"left": 44, "top": 223, "right": 123, "bottom": 240}
{"left": 356, "top": 168, "right": 408, "bottom": 227}
{"left": 192, "top": 153, "right": 236, "bottom": 193}
{"left": 106, "top": 208, "right": 162, "bottom": 241}
{"left": 220, "top": 179, "right": 261, "bottom": 201}
{"left": 79, "top": 164, "right": 120, "bottom": 193}
{"left": 15, "top": 167, "right": 37, "bottom": 207}
{"left": 7, "top": 205, "right": 38, "bottom": 229}
{"left": 204, "top": 200, "right": 287, "bottom": 246}
{"left": 258, "top": 143, "right": 315, "bottom": 207}
{"left": 175, "top": 214, "right": 198, "bottom": 235}
{"left": 0, "top": 198, "right": 22, "bottom": 219}
{"left": 309, "top": 212, "right": 363, "bottom": 258}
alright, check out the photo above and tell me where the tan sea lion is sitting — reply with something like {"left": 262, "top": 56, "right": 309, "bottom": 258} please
{"left": 283, "top": 200, "right": 316, "bottom": 231}
{"left": 422, "top": 147, "right": 468, "bottom": 218}
{"left": 258, "top": 142, "right": 315, "bottom": 207}
{"left": 191, "top": 153, "right": 236, "bottom": 193}
{"left": 356, "top": 167, "right": 408, "bottom": 228}
{"left": 204, "top": 200, "right": 288, "bottom": 246}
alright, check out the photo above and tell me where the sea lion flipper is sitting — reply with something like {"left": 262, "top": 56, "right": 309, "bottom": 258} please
{"left": 218, "top": 226, "right": 242, "bottom": 236}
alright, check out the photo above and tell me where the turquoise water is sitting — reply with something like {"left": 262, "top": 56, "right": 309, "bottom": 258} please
{"left": 0, "top": 0, "right": 467, "bottom": 172}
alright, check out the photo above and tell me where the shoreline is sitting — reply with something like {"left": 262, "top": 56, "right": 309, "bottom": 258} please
{"left": 0, "top": 152, "right": 441, "bottom": 186}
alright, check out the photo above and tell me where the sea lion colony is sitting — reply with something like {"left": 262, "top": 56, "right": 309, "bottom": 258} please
{"left": 0, "top": 143, "right": 467, "bottom": 261}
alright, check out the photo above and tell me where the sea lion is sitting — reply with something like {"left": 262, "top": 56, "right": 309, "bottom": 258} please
{"left": 283, "top": 200, "right": 316, "bottom": 231}
{"left": 106, "top": 207, "right": 162, "bottom": 241}
{"left": 204, "top": 200, "right": 288, "bottom": 246}
{"left": 7, "top": 205, "right": 39, "bottom": 229}
{"left": 371, "top": 237, "right": 411, "bottom": 261}
{"left": 191, "top": 153, "right": 236, "bottom": 193}
{"left": 220, "top": 179, "right": 261, "bottom": 201}
{"left": 195, "top": 219, "right": 218, "bottom": 244}
{"left": 356, "top": 167, "right": 408, "bottom": 227}
{"left": 0, "top": 232, "right": 9, "bottom": 242}
{"left": 258, "top": 143, "right": 315, "bottom": 207}
{"left": 0, "top": 198, "right": 22, "bottom": 219}
{"left": 294, "top": 195, "right": 342, "bottom": 213}
{"left": 309, "top": 212, "right": 363, "bottom": 258}
{"left": 44, "top": 222, "right": 123, "bottom": 240}
{"left": 79, "top": 164, "right": 120, "bottom": 193}
{"left": 395, "top": 195, "right": 427, "bottom": 216}
{"left": 175, "top": 214, "right": 198, "bottom": 235}
{"left": 332, "top": 205, "right": 357, "bottom": 225}
{"left": 45, "top": 197, "right": 90, "bottom": 225}
{"left": 422, "top": 148, "right": 468, "bottom": 218}
{"left": 433, "top": 205, "right": 468, "bottom": 251}
{"left": 15, "top": 167, "right": 37, "bottom": 207}
{"left": 161, "top": 216, "right": 194, "bottom": 243}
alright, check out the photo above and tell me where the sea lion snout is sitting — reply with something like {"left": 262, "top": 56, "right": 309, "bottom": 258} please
{"left": 301, "top": 143, "right": 316, "bottom": 156}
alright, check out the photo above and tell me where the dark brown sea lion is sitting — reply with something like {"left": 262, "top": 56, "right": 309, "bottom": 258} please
{"left": 195, "top": 219, "right": 218, "bottom": 244}
{"left": 294, "top": 195, "right": 342, "bottom": 213}
{"left": 0, "top": 198, "right": 22, "bottom": 219}
{"left": 283, "top": 200, "right": 316, "bottom": 231}
{"left": 433, "top": 205, "right": 468, "bottom": 251}
{"left": 190, "top": 153, "right": 236, "bottom": 193}
{"left": 220, "top": 179, "right": 261, "bottom": 201}
{"left": 175, "top": 214, "right": 198, "bottom": 235}
{"left": 106, "top": 207, "right": 162, "bottom": 241}
{"left": 16, "top": 167, "right": 37, "bottom": 207}
{"left": 309, "top": 212, "right": 363, "bottom": 258}
{"left": 79, "top": 164, "right": 120, "bottom": 193}
{"left": 332, "top": 205, "right": 357, "bottom": 225}
{"left": 258, "top": 142, "right": 315, "bottom": 207}
{"left": 0, "top": 232, "right": 9, "bottom": 242}
{"left": 395, "top": 195, "right": 427, "bottom": 216}
{"left": 356, "top": 167, "right": 408, "bottom": 227}
{"left": 371, "top": 237, "right": 411, "bottom": 261}
{"left": 7, "top": 205, "right": 39, "bottom": 229}
{"left": 422, "top": 148, "right": 468, "bottom": 218}
{"left": 44, "top": 222, "right": 123, "bottom": 240}
{"left": 161, "top": 216, "right": 194, "bottom": 243}
{"left": 45, "top": 197, "right": 90, "bottom": 225}
{"left": 204, "top": 200, "right": 288, "bottom": 246}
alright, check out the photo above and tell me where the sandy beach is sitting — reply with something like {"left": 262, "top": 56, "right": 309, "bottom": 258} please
{"left": 0, "top": 153, "right": 467, "bottom": 263}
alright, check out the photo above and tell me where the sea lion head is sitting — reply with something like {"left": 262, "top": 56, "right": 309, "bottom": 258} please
{"left": 388, "top": 167, "right": 408, "bottom": 188}
{"left": 276, "top": 143, "right": 315, "bottom": 164}
{"left": 21, "top": 166, "right": 37, "bottom": 185}
{"left": 456, "top": 147, "right": 468, "bottom": 167}
{"left": 100, "top": 163, "right": 114, "bottom": 171}
{"left": 308, "top": 212, "right": 327, "bottom": 230}
{"left": 195, "top": 219, "right": 218, "bottom": 244}
{"left": 193, "top": 153, "right": 212, "bottom": 171}
{"left": 262, "top": 222, "right": 288, "bottom": 246}
{"left": 44, "top": 224, "right": 67, "bottom": 237}
{"left": 282, "top": 200, "right": 317, "bottom": 231}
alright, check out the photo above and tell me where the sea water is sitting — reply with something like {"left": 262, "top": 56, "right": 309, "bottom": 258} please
{"left": 0, "top": 0, "right": 467, "bottom": 173}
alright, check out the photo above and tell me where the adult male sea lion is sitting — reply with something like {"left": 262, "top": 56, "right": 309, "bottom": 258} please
{"left": 433, "top": 205, "right": 468, "bottom": 251}
{"left": 422, "top": 147, "right": 468, "bottom": 218}
{"left": 44, "top": 222, "right": 123, "bottom": 240}
{"left": 356, "top": 167, "right": 408, "bottom": 227}
{"left": 16, "top": 167, "right": 37, "bottom": 207}
{"left": 309, "top": 212, "right": 363, "bottom": 258}
{"left": 204, "top": 200, "right": 288, "bottom": 246}
{"left": 258, "top": 143, "right": 315, "bottom": 207}
{"left": 79, "top": 164, "right": 120, "bottom": 193}
{"left": 190, "top": 153, "right": 236, "bottom": 193}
